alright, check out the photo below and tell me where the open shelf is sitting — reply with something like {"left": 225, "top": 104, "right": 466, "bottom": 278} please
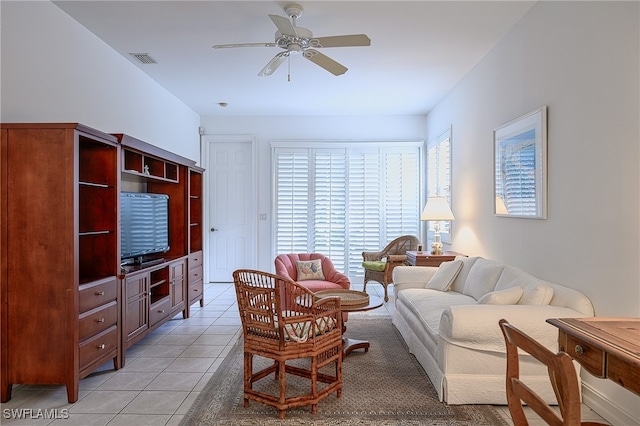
{"left": 122, "top": 149, "right": 179, "bottom": 183}
{"left": 189, "top": 169, "right": 203, "bottom": 253}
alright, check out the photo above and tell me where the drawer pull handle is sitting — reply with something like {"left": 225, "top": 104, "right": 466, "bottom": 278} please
{"left": 193, "top": 288, "right": 199, "bottom": 292}
{"left": 194, "top": 273, "right": 199, "bottom": 277}
{"left": 157, "top": 309, "right": 165, "bottom": 313}
{"left": 575, "top": 345, "right": 585, "bottom": 356}
{"left": 97, "top": 344, "right": 106, "bottom": 350}
{"left": 95, "top": 291, "right": 105, "bottom": 296}
{"left": 96, "top": 318, "right": 105, "bottom": 323}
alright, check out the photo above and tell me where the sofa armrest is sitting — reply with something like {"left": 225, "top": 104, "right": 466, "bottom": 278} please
{"left": 439, "top": 304, "right": 592, "bottom": 353}
{"left": 392, "top": 265, "right": 438, "bottom": 293}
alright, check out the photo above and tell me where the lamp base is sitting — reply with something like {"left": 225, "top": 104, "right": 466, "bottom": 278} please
{"left": 431, "top": 242, "right": 443, "bottom": 256}
{"left": 431, "top": 225, "right": 444, "bottom": 255}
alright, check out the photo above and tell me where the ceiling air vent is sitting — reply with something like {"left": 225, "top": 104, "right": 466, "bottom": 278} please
{"left": 129, "top": 53, "right": 157, "bottom": 64}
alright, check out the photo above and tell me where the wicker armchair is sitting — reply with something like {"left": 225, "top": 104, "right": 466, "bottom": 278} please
{"left": 362, "top": 235, "right": 420, "bottom": 301}
{"left": 232, "top": 269, "right": 343, "bottom": 419}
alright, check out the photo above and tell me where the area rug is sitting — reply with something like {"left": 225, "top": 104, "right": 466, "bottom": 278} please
{"left": 180, "top": 316, "right": 508, "bottom": 425}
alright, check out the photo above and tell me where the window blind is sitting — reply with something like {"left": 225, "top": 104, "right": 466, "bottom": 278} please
{"left": 273, "top": 142, "right": 422, "bottom": 280}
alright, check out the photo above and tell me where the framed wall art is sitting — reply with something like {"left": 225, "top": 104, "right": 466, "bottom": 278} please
{"left": 494, "top": 106, "right": 547, "bottom": 219}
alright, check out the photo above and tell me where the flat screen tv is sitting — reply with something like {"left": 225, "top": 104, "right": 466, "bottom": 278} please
{"left": 120, "top": 192, "right": 170, "bottom": 262}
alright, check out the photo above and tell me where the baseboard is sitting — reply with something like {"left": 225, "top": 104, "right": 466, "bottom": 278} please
{"left": 582, "top": 382, "right": 639, "bottom": 425}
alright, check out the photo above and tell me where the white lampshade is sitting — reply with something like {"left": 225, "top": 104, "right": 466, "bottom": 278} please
{"left": 421, "top": 196, "right": 455, "bottom": 221}
{"left": 495, "top": 195, "right": 508, "bottom": 215}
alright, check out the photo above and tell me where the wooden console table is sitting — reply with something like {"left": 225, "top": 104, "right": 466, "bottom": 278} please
{"left": 547, "top": 317, "right": 640, "bottom": 396}
{"left": 406, "top": 251, "right": 464, "bottom": 267}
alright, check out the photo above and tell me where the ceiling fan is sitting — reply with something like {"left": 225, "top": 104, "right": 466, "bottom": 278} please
{"left": 212, "top": 3, "right": 371, "bottom": 77}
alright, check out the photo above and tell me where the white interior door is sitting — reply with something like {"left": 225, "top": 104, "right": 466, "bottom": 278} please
{"left": 203, "top": 136, "right": 256, "bottom": 282}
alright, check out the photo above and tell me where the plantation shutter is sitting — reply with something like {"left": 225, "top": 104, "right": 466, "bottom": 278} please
{"left": 273, "top": 141, "right": 422, "bottom": 280}
{"left": 314, "top": 149, "right": 347, "bottom": 271}
{"left": 274, "top": 149, "right": 310, "bottom": 253}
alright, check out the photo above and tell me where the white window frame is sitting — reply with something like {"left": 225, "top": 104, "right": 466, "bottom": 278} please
{"left": 426, "top": 127, "right": 452, "bottom": 245}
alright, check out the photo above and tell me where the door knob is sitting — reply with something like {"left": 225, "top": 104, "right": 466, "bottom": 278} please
{"left": 210, "top": 227, "right": 218, "bottom": 232}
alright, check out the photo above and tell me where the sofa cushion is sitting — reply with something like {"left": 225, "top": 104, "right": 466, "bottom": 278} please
{"left": 425, "top": 259, "right": 463, "bottom": 291}
{"left": 494, "top": 266, "right": 554, "bottom": 305}
{"left": 476, "top": 286, "right": 523, "bottom": 305}
{"left": 397, "top": 289, "right": 476, "bottom": 342}
{"left": 519, "top": 280, "right": 554, "bottom": 305}
{"left": 449, "top": 256, "right": 480, "bottom": 293}
{"left": 463, "top": 258, "right": 505, "bottom": 300}
{"left": 296, "top": 259, "right": 325, "bottom": 281}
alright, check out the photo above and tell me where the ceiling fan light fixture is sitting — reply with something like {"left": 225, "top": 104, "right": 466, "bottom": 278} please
{"left": 212, "top": 3, "right": 370, "bottom": 77}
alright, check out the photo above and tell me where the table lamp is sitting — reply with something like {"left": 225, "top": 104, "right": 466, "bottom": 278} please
{"left": 421, "top": 196, "right": 455, "bottom": 255}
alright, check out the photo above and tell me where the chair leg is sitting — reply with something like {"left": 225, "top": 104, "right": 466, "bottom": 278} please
{"left": 383, "top": 284, "right": 389, "bottom": 302}
{"left": 278, "top": 360, "right": 287, "bottom": 412}
{"left": 244, "top": 352, "right": 252, "bottom": 407}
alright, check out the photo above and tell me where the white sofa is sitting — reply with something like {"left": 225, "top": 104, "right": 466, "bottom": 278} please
{"left": 391, "top": 256, "right": 595, "bottom": 405}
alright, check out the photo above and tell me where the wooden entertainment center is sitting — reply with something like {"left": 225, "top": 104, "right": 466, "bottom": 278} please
{"left": 0, "top": 123, "right": 204, "bottom": 403}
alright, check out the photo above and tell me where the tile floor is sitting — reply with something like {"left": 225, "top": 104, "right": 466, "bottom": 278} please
{"left": 1, "top": 282, "right": 609, "bottom": 425}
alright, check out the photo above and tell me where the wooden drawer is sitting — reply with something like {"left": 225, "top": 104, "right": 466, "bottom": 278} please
{"left": 189, "top": 265, "right": 203, "bottom": 284}
{"left": 149, "top": 297, "right": 171, "bottom": 326}
{"left": 78, "top": 300, "right": 118, "bottom": 341}
{"left": 79, "top": 325, "right": 118, "bottom": 371}
{"left": 189, "top": 251, "right": 203, "bottom": 268}
{"left": 79, "top": 278, "right": 117, "bottom": 313}
{"left": 189, "top": 279, "right": 203, "bottom": 303}
{"left": 564, "top": 334, "right": 605, "bottom": 377}
{"left": 607, "top": 353, "right": 640, "bottom": 395}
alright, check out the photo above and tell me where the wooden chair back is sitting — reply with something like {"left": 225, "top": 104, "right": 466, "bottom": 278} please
{"left": 499, "top": 319, "right": 606, "bottom": 426}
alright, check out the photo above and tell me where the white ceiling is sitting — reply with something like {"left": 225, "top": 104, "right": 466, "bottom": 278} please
{"left": 53, "top": 1, "right": 535, "bottom": 116}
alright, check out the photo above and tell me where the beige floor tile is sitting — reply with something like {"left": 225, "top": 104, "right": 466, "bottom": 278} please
{"left": 179, "top": 344, "right": 225, "bottom": 358}
{"left": 121, "top": 357, "right": 173, "bottom": 373}
{"left": 68, "top": 390, "right": 139, "bottom": 414}
{"left": 50, "top": 413, "right": 115, "bottom": 426}
{"left": 96, "top": 372, "right": 159, "bottom": 391}
{"left": 145, "top": 372, "right": 205, "bottom": 391}
{"left": 120, "top": 390, "right": 189, "bottom": 414}
{"left": 192, "top": 333, "right": 235, "bottom": 346}
{"left": 165, "top": 357, "right": 214, "bottom": 373}
{"left": 105, "top": 413, "right": 171, "bottom": 425}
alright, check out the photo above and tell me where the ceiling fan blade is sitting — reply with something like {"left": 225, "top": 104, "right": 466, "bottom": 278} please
{"left": 269, "top": 14, "right": 297, "bottom": 37}
{"left": 311, "top": 34, "right": 371, "bottom": 48}
{"left": 303, "top": 49, "right": 347, "bottom": 76}
{"left": 212, "top": 42, "right": 276, "bottom": 49}
{"left": 258, "top": 52, "right": 289, "bottom": 76}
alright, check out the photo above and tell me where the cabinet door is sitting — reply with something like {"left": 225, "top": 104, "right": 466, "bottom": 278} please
{"left": 124, "top": 274, "right": 148, "bottom": 341}
{"left": 170, "top": 259, "right": 186, "bottom": 310}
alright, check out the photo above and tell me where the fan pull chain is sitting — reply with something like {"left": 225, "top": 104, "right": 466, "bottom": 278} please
{"left": 288, "top": 54, "right": 291, "bottom": 82}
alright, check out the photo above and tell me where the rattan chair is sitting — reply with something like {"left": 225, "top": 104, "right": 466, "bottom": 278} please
{"left": 499, "top": 319, "right": 607, "bottom": 426}
{"left": 362, "top": 235, "right": 420, "bottom": 301}
{"left": 232, "top": 269, "right": 343, "bottom": 419}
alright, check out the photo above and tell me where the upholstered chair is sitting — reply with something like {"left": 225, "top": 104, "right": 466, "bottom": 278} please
{"left": 274, "top": 253, "right": 350, "bottom": 293}
{"left": 362, "top": 235, "right": 420, "bottom": 301}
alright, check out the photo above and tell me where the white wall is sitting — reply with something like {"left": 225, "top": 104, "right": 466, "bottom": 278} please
{"left": 199, "top": 115, "right": 427, "bottom": 272}
{"left": 426, "top": 1, "right": 639, "bottom": 423}
{"left": 1, "top": 1, "right": 200, "bottom": 161}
